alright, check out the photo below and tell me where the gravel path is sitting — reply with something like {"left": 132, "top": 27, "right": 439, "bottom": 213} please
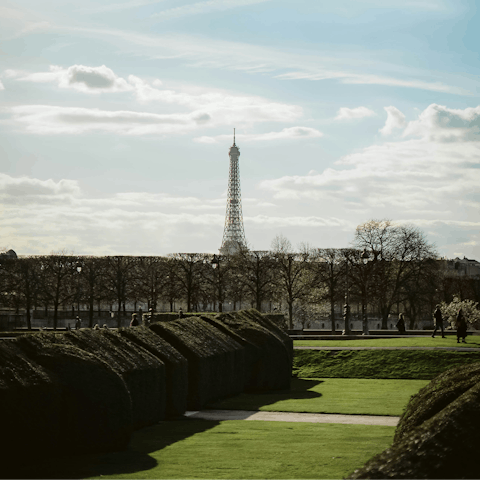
{"left": 295, "top": 346, "right": 480, "bottom": 352}
{"left": 184, "top": 409, "right": 399, "bottom": 426}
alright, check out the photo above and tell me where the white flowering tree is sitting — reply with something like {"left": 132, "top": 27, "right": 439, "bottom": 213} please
{"left": 440, "top": 296, "right": 480, "bottom": 329}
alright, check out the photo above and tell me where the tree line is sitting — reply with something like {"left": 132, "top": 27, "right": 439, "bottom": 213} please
{"left": 1, "top": 220, "right": 478, "bottom": 330}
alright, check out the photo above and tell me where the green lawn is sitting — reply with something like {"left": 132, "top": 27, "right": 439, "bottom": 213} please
{"left": 294, "top": 336, "right": 480, "bottom": 348}
{"left": 208, "top": 377, "right": 428, "bottom": 416}
{"left": 19, "top": 420, "right": 394, "bottom": 480}
{"left": 294, "top": 349, "right": 480, "bottom": 379}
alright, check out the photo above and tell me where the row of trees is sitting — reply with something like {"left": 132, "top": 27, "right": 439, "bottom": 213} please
{"left": 1, "top": 220, "right": 478, "bottom": 330}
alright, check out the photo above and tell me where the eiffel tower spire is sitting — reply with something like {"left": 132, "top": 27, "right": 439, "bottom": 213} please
{"left": 220, "top": 130, "right": 247, "bottom": 254}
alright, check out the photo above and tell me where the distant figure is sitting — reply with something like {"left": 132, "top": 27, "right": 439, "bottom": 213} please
{"left": 138, "top": 307, "right": 143, "bottom": 321}
{"left": 75, "top": 316, "right": 82, "bottom": 330}
{"left": 456, "top": 308, "right": 467, "bottom": 343}
{"left": 178, "top": 308, "right": 184, "bottom": 319}
{"left": 432, "top": 306, "right": 445, "bottom": 338}
{"left": 362, "top": 314, "right": 369, "bottom": 335}
{"left": 93, "top": 324, "right": 100, "bottom": 330}
{"left": 396, "top": 314, "right": 406, "bottom": 334}
{"left": 102, "top": 324, "right": 109, "bottom": 329}
{"left": 130, "top": 313, "right": 139, "bottom": 327}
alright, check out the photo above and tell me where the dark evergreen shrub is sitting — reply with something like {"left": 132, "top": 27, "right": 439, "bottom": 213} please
{"left": 150, "top": 317, "right": 244, "bottom": 410}
{"left": 120, "top": 326, "right": 188, "bottom": 417}
{"left": 15, "top": 334, "right": 132, "bottom": 454}
{"left": 0, "top": 339, "right": 62, "bottom": 465}
{"left": 350, "top": 380, "right": 480, "bottom": 479}
{"left": 395, "top": 362, "right": 480, "bottom": 442}
{"left": 60, "top": 329, "right": 165, "bottom": 428}
{"left": 214, "top": 309, "right": 292, "bottom": 392}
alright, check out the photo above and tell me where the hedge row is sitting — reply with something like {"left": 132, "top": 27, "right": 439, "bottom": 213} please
{"left": 0, "top": 309, "right": 290, "bottom": 467}
{"left": 349, "top": 362, "right": 480, "bottom": 479}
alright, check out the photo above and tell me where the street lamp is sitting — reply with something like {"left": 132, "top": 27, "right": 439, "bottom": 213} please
{"left": 75, "top": 262, "right": 82, "bottom": 318}
{"left": 361, "top": 248, "right": 370, "bottom": 335}
{"left": 211, "top": 254, "right": 222, "bottom": 312}
{"left": 343, "top": 256, "right": 350, "bottom": 335}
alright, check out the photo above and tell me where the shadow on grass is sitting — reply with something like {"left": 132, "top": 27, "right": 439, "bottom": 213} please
{"left": 6, "top": 419, "right": 221, "bottom": 480}
{"left": 206, "top": 378, "right": 323, "bottom": 411}
{"left": 9, "top": 381, "right": 320, "bottom": 479}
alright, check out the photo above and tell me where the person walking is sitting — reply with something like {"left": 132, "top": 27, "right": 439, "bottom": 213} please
{"left": 456, "top": 308, "right": 467, "bottom": 343}
{"left": 432, "top": 305, "right": 445, "bottom": 338}
{"left": 396, "top": 313, "right": 406, "bottom": 334}
{"left": 75, "top": 316, "right": 82, "bottom": 330}
{"left": 130, "top": 313, "right": 139, "bottom": 327}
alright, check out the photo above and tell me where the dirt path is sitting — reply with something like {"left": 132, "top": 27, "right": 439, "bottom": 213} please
{"left": 295, "top": 346, "right": 480, "bottom": 351}
{"left": 185, "top": 409, "right": 399, "bottom": 426}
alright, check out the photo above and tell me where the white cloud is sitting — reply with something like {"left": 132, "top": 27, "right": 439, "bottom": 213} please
{"left": 8, "top": 104, "right": 212, "bottom": 135}
{"left": 0, "top": 80, "right": 4, "bottom": 91}
{"left": 194, "top": 127, "right": 323, "bottom": 144}
{"left": 379, "top": 106, "right": 407, "bottom": 135}
{"left": 335, "top": 106, "right": 376, "bottom": 121}
{"left": 260, "top": 104, "right": 480, "bottom": 224}
{"left": 403, "top": 103, "right": 480, "bottom": 142}
{"left": 151, "top": 0, "right": 271, "bottom": 20}
{"left": 0, "top": 173, "right": 80, "bottom": 199}
{"left": 61, "top": 26, "right": 469, "bottom": 96}
{"left": 17, "top": 64, "right": 133, "bottom": 93}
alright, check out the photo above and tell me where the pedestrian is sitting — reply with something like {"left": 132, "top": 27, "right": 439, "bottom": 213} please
{"left": 396, "top": 313, "right": 406, "bottom": 334}
{"left": 432, "top": 305, "right": 445, "bottom": 338}
{"left": 75, "top": 316, "right": 82, "bottom": 330}
{"left": 130, "top": 313, "right": 139, "bottom": 327}
{"left": 179, "top": 308, "right": 184, "bottom": 319}
{"left": 456, "top": 308, "right": 467, "bottom": 343}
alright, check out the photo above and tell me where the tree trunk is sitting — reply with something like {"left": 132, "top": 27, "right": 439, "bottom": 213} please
{"left": 288, "top": 301, "right": 293, "bottom": 330}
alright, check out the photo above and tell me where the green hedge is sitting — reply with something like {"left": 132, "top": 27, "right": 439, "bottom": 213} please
{"left": 349, "top": 362, "right": 480, "bottom": 479}
{"left": 60, "top": 329, "right": 165, "bottom": 429}
{"left": 120, "top": 326, "right": 188, "bottom": 418}
{"left": 213, "top": 310, "right": 292, "bottom": 392}
{"left": 394, "top": 362, "right": 480, "bottom": 442}
{"left": 15, "top": 334, "right": 132, "bottom": 454}
{"left": 0, "top": 339, "right": 62, "bottom": 465}
{"left": 150, "top": 317, "right": 244, "bottom": 410}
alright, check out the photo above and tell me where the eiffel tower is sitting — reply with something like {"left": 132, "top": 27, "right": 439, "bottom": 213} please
{"left": 220, "top": 129, "right": 247, "bottom": 254}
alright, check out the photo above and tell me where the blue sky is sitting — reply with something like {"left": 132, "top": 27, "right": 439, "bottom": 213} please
{"left": 1, "top": 0, "right": 479, "bottom": 257}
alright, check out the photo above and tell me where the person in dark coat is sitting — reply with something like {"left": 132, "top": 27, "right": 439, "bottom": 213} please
{"left": 456, "top": 308, "right": 467, "bottom": 343}
{"left": 178, "top": 308, "right": 184, "bottom": 319}
{"left": 396, "top": 313, "right": 406, "bottom": 334}
{"left": 432, "top": 305, "right": 445, "bottom": 338}
{"left": 130, "top": 313, "right": 139, "bottom": 327}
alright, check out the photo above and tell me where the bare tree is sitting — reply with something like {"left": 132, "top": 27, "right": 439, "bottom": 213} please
{"left": 309, "top": 248, "right": 346, "bottom": 333}
{"left": 38, "top": 253, "right": 77, "bottom": 330}
{"left": 353, "top": 219, "right": 437, "bottom": 329}
{"left": 232, "top": 248, "right": 277, "bottom": 312}
{"left": 170, "top": 253, "right": 205, "bottom": 312}
{"left": 270, "top": 234, "right": 311, "bottom": 329}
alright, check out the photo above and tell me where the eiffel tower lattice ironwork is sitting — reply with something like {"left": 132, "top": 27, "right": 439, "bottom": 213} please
{"left": 220, "top": 129, "right": 247, "bottom": 254}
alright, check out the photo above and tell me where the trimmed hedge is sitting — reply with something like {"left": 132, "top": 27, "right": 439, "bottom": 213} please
{"left": 394, "top": 362, "right": 480, "bottom": 443}
{"left": 15, "top": 333, "right": 132, "bottom": 453}
{"left": 213, "top": 309, "right": 291, "bottom": 392}
{"left": 0, "top": 339, "right": 62, "bottom": 463}
{"left": 349, "top": 363, "right": 480, "bottom": 479}
{"left": 60, "top": 329, "right": 166, "bottom": 429}
{"left": 119, "top": 326, "right": 188, "bottom": 418}
{"left": 150, "top": 317, "right": 244, "bottom": 410}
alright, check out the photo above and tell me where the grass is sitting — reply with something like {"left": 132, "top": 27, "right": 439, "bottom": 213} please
{"left": 294, "top": 336, "right": 480, "bottom": 348}
{"left": 208, "top": 377, "right": 429, "bottom": 416}
{"left": 294, "top": 349, "right": 480, "bottom": 380}
{"left": 17, "top": 420, "right": 394, "bottom": 480}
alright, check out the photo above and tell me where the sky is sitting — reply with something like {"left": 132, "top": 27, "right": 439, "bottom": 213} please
{"left": 1, "top": 0, "right": 479, "bottom": 258}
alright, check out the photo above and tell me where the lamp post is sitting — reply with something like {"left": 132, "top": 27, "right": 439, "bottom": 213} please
{"left": 343, "top": 256, "right": 350, "bottom": 335}
{"left": 361, "top": 248, "right": 370, "bottom": 335}
{"left": 211, "top": 254, "right": 222, "bottom": 312}
{"left": 75, "top": 262, "right": 82, "bottom": 317}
